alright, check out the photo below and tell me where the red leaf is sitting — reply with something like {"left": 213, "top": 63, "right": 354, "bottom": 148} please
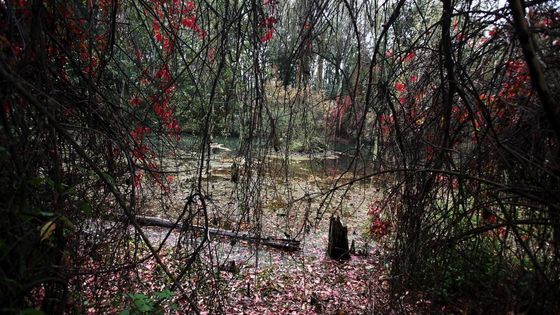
{"left": 394, "top": 82, "right": 406, "bottom": 93}
{"left": 129, "top": 96, "right": 142, "bottom": 107}
{"left": 260, "top": 16, "right": 277, "bottom": 28}
{"left": 261, "top": 29, "right": 274, "bottom": 43}
{"left": 153, "top": 20, "right": 160, "bottom": 31}
{"left": 182, "top": 16, "right": 196, "bottom": 29}
{"left": 163, "top": 38, "right": 174, "bottom": 52}
{"left": 186, "top": 1, "right": 196, "bottom": 12}
{"left": 130, "top": 124, "right": 151, "bottom": 141}
{"left": 156, "top": 66, "right": 171, "bottom": 82}
{"left": 155, "top": 32, "right": 163, "bottom": 43}
{"left": 403, "top": 51, "right": 415, "bottom": 62}
{"left": 198, "top": 29, "right": 206, "bottom": 39}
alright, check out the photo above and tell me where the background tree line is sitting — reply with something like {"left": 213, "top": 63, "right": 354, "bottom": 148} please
{"left": 1, "top": 0, "right": 559, "bottom": 313}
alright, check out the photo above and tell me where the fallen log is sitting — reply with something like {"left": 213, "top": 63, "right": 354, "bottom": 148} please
{"left": 134, "top": 215, "right": 300, "bottom": 252}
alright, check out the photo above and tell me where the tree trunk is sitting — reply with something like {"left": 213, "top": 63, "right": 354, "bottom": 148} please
{"left": 327, "top": 215, "right": 350, "bottom": 260}
{"left": 133, "top": 215, "right": 300, "bottom": 252}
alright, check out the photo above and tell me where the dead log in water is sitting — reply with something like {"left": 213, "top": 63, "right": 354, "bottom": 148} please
{"left": 133, "top": 215, "right": 300, "bottom": 252}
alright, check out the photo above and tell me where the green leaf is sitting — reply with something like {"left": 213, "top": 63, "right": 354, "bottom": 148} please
{"left": 38, "top": 211, "right": 56, "bottom": 218}
{"left": 154, "top": 288, "right": 174, "bottom": 299}
{"left": 28, "top": 177, "right": 55, "bottom": 188}
{"left": 80, "top": 201, "right": 93, "bottom": 216}
{"left": 134, "top": 300, "right": 152, "bottom": 312}
{"left": 128, "top": 293, "right": 153, "bottom": 312}
{"left": 129, "top": 293, "right": 147, "bottom": 300}
{"left": 40, "top": 220, "right": 56, "bottom": 241}
{"left": 118, "top": 310, "right": 130, "bottom": 315}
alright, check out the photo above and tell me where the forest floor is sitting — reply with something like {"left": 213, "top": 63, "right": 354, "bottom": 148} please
{"left": 134, "top": 149, "right": 432, "bottom": 314}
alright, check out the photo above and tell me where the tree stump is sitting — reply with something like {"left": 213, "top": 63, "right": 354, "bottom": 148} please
{"left": 327, "top": 215, "right": 350, "bottom": 260}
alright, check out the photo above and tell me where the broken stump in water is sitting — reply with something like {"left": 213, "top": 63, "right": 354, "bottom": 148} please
{"left": 327, "top": 215, "right": 350, "bottom": 260}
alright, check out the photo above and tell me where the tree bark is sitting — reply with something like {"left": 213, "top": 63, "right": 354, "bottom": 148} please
{"left": 327, "top": 215, "right": 350, "bottom": 260}
{"left": 134, "top": 215, "right": 301, "bottom": 252}
{"left": 509, "top": 0, "right": 560, "bottom": 263}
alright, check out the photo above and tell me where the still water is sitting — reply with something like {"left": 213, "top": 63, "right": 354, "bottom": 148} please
{"left": 176, "top": 135, "right": 373, "bottom": 179}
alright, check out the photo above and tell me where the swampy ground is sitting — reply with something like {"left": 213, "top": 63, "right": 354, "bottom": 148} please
{"left": 131, "top": 145, "right": 430, "bottom": 314}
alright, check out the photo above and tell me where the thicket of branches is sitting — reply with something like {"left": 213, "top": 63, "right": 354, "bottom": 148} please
{"left": 1, "top": 0, "right": 559, "bottom": 313}
{"left": 373, "top": 1, "right": 560, "bottom": 312}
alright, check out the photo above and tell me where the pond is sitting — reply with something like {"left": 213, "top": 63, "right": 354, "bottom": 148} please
{"left": 137, "top": 134, "right": 379, "bottom": 269}
{"left": 176, "top": 134, "right": 374, "bottom": 180}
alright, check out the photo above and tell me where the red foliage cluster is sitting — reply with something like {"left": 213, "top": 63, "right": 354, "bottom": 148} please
{"left": 152, "top": 0, "right": 205, "bottom": 52}
{"left": 151, "top": 64, "right": 181, "bottom": 137}
{"left": 384, "top": 49, "right": 415, "bottom": 62}
{"left": 434, "top": 174, "right": 459, "bottom": 190}
{"left": 261, "top": 29, "right": 275, "bottom": 43}
{"left": 528, "top": 7, "right": 560, "bottom": 28}
{"left": 155, "top": 65, "right": 172, "bottom": 82}
{"left": 129, "top": 96, "right": 143, "bottom": 107}
{"left": 260, "top": 15, "right": 277, "bottom": 43}
{"left": 130, "top": 124, "right": 151, "bottom": 161}
{"left": 377, "top": 113, "right": 394, "bottom": 137}
{"left": 260, "top": 16, "right": 277, "bottom": 28}
{"left": 368, "top": 201, "right": 393, "bottom": 240}
{"left": 153, "top": 97, "right": 181, "bottom": 135}
{"left": 394, "top": 82, "right": 406, "bottom": 93}
{"left": 499, "top": 60, "right": 531, "bottom": 100}
{"left": 130, "top": 125, "right": 152, "bottom": 143}
{"left": 1, "top": 0, "right": 127, "bottom": 81}
{"left": 370, "top": 218, "right": 391, "bottom": 240}
{"left": 448, "top": 57, "right": 530, "bottom": 144}
{"left": 401, "top": 51, "right": 416, "bottom": 63}
{"left": 331, "top": 95, "right": 353, "bottom": 129}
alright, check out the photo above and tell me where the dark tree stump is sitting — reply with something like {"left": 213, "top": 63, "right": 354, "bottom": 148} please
{"left": 327, "top": 215, "right": 350, "bottom": 260}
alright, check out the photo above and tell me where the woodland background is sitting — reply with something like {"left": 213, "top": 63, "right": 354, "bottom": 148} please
{"left": 1, "top": 0, "right": 559, "bottom": 313}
